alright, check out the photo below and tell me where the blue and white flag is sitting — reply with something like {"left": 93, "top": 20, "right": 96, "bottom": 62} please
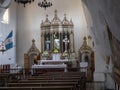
{"left": 4, "top": 31, "right": 13, "bottom": 50}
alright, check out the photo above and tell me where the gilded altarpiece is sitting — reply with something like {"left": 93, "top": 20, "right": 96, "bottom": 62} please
{"left": 41, "top": 10, "right": 75, "bottom": 55}
{"left": 24, "top": 10, "right": 75, "bottom": 72}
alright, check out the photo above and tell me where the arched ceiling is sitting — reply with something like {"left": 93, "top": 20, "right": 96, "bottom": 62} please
{"left": 0, "top": 0, "right": 12, "bottom": 9}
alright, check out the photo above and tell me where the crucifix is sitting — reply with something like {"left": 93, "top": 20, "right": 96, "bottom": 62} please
{"left": 63, "top": 35, "right": 69, "bottom": 52}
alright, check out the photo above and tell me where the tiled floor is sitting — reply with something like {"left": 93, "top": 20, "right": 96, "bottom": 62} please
{"left": 86, "top": 81, "right": 105, "bottom": 90}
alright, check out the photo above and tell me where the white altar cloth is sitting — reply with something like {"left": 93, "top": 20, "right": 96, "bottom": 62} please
{"left": 39, "top": 59, "right": 69, "bottom": 65}
{"left": 31, "top": 64, "right": 67, "bottom": 73}
{"left": 32, "top": 64, "right": 67, "bottom": 68}
{"left": 52, "top": 53, "right": 61, "bottom": 60}
{"left": 80, "top": 62, "right": 88, "bottom": 75}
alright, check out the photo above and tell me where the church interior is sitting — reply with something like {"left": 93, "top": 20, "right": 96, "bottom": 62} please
{"left": 0, "top": 0, "right": 120, "bottom": 90}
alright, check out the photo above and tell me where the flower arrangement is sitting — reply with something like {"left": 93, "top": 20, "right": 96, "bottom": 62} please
{"left": 62, "top": 51, "right": 68, "bottom": 57}
{"left": 42, "top": 51, "right": 49, "bottom": 57}
{"left": 53, "top": 48, "right": 59, "bottom": 53}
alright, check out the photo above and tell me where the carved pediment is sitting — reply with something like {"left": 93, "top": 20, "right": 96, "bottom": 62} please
{"left": 28, "top": 39, "right": 40, "bottom": 56}
{"left": 51, "top": 10, "right": 61, "bottom": 26}
{"left": 80, "top": 37, "right": 92, "bottom": 53}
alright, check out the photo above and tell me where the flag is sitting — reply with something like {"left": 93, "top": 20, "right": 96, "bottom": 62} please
{"left": 4, "top": 31, "right": 13, "bottom": 50}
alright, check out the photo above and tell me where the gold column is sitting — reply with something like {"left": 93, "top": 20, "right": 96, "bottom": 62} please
{"left": 24, "top": 54, "right": 29, "bottom": 69}
{"left": 51, "top": 31, "right": 53, "bottom": 52}
{"left": 70, "top": 31, "right": 74, "bottom": 52}
{"left": 41, "top": 31, "right": 44, "bottom": 52}
{"left": 72, "top": 31, "right": 75, "bottom": 52}
{"left": 41, "top": 32, "right": 43, "bottom": 52}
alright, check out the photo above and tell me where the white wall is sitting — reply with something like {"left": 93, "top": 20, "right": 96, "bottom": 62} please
{"left": 0, "top": 1, "right": 17, "bottom": 65}
{"left": 16, "top": 0, "right": 88, "bottom": 65}
{"left": 82, "top": 0, "right": 113, "bottom": 83}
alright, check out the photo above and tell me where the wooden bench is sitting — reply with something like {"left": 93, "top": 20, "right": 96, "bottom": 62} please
{"left": 42, "top": 72, "right": 83, "bottom": 75}
{"left": 22, "top": 72, "right": 85, "bottom": 90}
{"left": 18, "top": 79, "right": 79, "bottom": 83}
{"left": 26, "top": 76, "right": 83, "bottom": 80}
{"left": 1, "top": 72, "right": 86, "bottom": 90}
{"left": 0, "top": 86, "right": 75, "bottom": 90}
{"left": 8, "top": 82, "right": 77, "bottom": 87}
{"left": 27, "top": 77, "right": 52, "bottom": 80}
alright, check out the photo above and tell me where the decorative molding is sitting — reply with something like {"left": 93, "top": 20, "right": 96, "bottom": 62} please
{"left": 80, "top": 37, "right": 92, "bottom": 53}
{"left": 27, "top": 39, "right": 40, "bottom": 56}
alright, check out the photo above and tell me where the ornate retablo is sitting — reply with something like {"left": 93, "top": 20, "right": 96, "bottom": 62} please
{"left": 40, "top": 10, "right": 75, "bottom": 54}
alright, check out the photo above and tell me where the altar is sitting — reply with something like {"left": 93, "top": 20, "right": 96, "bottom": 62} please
{"left": 39, "top": 59, "right": 70, "bottom": 65}
{"left": 39, "top": 53, "right": 70, "bottom": 65}
{"left": 31, "top": 64, "right": 67, "bottom": 75}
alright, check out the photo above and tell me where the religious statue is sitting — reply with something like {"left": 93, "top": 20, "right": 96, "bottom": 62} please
{"left": 53, "top": 32, "right": 58, "bottom": 39}
{"left": 45, "top": 37, "right": 50, "bottom": 51}
{"left": 34, "top": 55, "right": 38, "bottom": 64}
{"left": 63, "top": 35, "right": 69, "bottom": 52}
{"left": 53, "top": 32, "right": 60, "bottom": 51}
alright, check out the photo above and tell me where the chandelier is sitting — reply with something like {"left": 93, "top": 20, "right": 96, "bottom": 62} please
{"left": 14, "top": 0, "right": 34, "bottom": 7}
{"left": 38, "top": 0, "right": 52, "bottom": 10}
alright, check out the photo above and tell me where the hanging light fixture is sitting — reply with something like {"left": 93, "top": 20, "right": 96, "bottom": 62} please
{"left": 14, "top": 0, "right": 34, "bottom": 7}
{"left": 38, "top": 0, "right": 52, "bottom": 10}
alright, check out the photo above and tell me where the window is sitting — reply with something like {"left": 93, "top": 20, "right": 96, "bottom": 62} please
{"left": 1, "top": 9, "right": 9, "bottom": 24}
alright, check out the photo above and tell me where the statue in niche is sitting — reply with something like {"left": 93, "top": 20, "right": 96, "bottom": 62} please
{"left": 85, "top": 55, "right": 89, "bottom": 62}
{"left": 53, "top": 32, "right": 58, "bottom": 39}
{"left": 34, "top": 55, "right": 38, "bottom": 64}
{"left": 45, "top": 37, "right": 50, "bottom": 51}
{"left": 63, "top": 35, "right": 69, "bottom": 52}
{"left": 53, "top": 32, "right": 60, "bottom": 51}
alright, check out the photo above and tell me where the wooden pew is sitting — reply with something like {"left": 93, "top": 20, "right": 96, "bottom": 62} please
{"left": 18, "top": 79, "right": 79, "bottom": 83}
{"left": 0, "top": 86, "right": 75, "bottom": 90}
{"left": 22, "top": 72, "right": 85, "bottom": 90}
{"left": 29, "top": 72, "right": 85, "bottom": 80}
{"left": 1, "top": 72, "right": 86, "bottom": 90}
{"left": 8, "top": 82, "right": 77, "bottom": 87}
{"left": 17, "top": 77, "right": 81, "bottom": 90}
{"left": 26, "top": 73, "right": 84, "bottom": 81}
{"left": 41, "top": 72, "right": 83, "bottom": 75}
{"left": 27, "top": 77, "right": 52, "bottom": 80}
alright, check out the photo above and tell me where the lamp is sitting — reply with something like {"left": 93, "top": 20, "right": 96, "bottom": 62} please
{"left": 38, "top": 0, "right": 52, "bottom": 10}
{"left": 14, "top": 0, "right": 34, "bottom": 7}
